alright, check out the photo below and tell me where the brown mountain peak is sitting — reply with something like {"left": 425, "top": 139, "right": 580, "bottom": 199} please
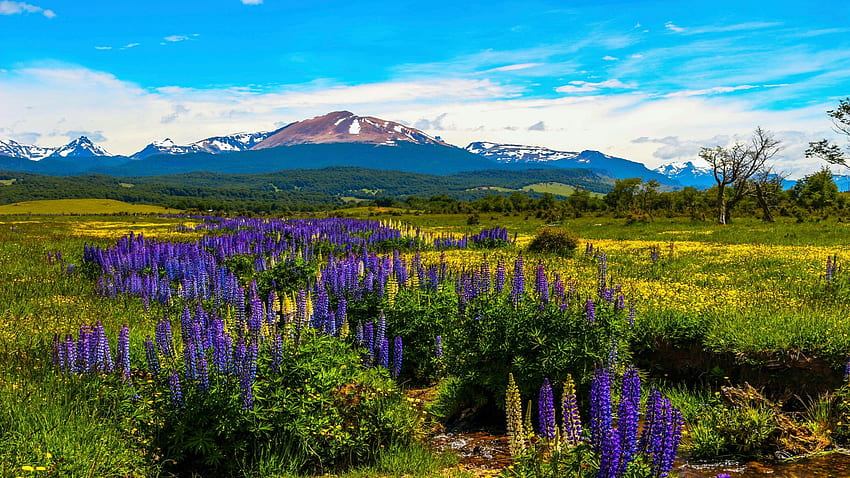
{"left": 251, "top": 111, "right": 450, "bottom": 150}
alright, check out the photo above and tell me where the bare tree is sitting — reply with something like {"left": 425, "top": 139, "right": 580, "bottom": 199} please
{"left": 700, "top": 127, "right": 781, "bottom": 225}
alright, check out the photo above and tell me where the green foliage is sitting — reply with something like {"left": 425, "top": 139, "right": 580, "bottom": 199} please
{"left": 527, "top": 227, "right": 579, "bottom": 257}
{"left": 445, "top": 296, "right": 632, "bottom": 407}
{"left": 791, "top": 167, "right": 840, "bottom": 211}
{"left": 147, "top": 333, "right": 423, "bottom": 476}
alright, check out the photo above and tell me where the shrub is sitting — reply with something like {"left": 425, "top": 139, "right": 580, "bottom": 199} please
{"left": 144, "top": 333, "right": 423, "bottom": 476}
{"left": 527, "top": 227, "right": 579, "bottom": 257}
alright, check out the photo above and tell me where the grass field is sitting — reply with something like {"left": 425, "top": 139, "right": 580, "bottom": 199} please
{"left": 3, "top": 207, "right": 850, "bottom": 476}
{"left": 0, "top": 198, "right": 180, "bottom": 215}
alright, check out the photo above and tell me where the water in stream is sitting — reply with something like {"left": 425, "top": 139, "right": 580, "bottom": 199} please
{"left": 431, "top": 431, "right": 850, "bottom": 477}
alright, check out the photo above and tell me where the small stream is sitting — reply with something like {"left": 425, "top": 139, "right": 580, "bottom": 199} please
{"left": 431, "top": 431, "right": 850, "bottom": 477}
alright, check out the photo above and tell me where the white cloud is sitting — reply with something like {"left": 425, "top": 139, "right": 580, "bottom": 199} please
{"left": 241, "top": 0, "right": 262, "bottom": 4}
{"left": 122, "top": 43, "right": 140, "bottom": 49}
{"left": 602, "top": 55, "right": 618, "bottom": 61}
{"left": 555, "top": 79, "right": 635, "bottom": 93}
{"left": 484, "top": 63, "right": 543, "bottom": 73}
{"left": 665, "top": 21, "right": 684, "bottom": 33}
{"left": 630, "top": 53, "right": 644, "bottom": 59}
{"left": 0, "top": 1, "right": 54, "bottom": 18}
{"left": 94, "top": 46, "right": 112, "bottom": 50}
{"left": 0, "top": 64, "right": 838, "bottom": 177}
{"left": 163, "top": 35, "right": 189, "bottom": 43}
{"left": 663, "top": 85, "right": 761, "bottom": 98}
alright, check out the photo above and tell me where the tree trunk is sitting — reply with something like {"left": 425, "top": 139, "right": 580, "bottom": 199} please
{"left": 717, "top": 184, "right": 727, "bottom": 225}
{"left": 754, "top": 183, "right": 775, "bottom": 223}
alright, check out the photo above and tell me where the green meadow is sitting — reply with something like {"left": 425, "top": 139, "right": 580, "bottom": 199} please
{"left": 2, "top": 203, "right": 850, "bottom": 476}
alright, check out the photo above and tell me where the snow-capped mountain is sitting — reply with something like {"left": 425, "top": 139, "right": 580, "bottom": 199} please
{"left": 131, "top": 132, "right": 273, "bottom": 159}
{"left": 193, "top": 131, "right": 273, "bottom": 154}
{"left": 0, "top": 139, "right": 57, "bottom": 160}
{"left": 131, "top": 138, "right": 199, "bottom": 159}
{"left": 465, "top": 142, "right": 581, "bottom": 163}
{"left": 252, "top": 111, "right": 450, "bottom": 150}
{"left": 653, "top": 161, "right": 715, "bottom": 188}
{"left": 48, "top": 136, "right": 111, "bottom": 158}
{"left": 464, "top": 141, "right": 677, "bottom": 185}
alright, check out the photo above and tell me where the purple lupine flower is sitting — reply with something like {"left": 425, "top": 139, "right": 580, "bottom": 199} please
{"left": 586, "top": 298, "right": 596, "bottom": 324}
{"left": 658, "top": 406, "right": 684, "bottom": 477}
{"left": 377, "top": 337, "right": 390, "bottom": 369}
{"left": 183, "top": 339, "right": 197, "bottom": 381}
{"left": 155, "top": 319, "right": 174, "bottom": 359}
{"left": 598, "top": 428, "right": 622, "bottom": 478}
{"left": 627, "top": 303, "right": 636, "bottom": 327}
{"left": 640, "top": 387, "right": 660, "bottom": 451}
{"left": 144, "top": 336, "right": 160, "bottom": 377}
{"left": 495, "top": 260, "right": 506, "bottom": 293}
{"left": 535, "top": 263, "right": 549, "bottom": 303}
{"left": 169, "top": 371, "right": 184, "bottom": 409}
{"left": 435, "top": 335, "right": 443, "bottom": 359}
{"left": 510, "top": 256, "right": 525, "bottom": 304}
{"left": 716, "top": 474, "right": 731, "bottom": 478}
{"left": 589, "top": 368, "right": 613, "bottom": 453}
{"left": 237, "top": 340, "right": 257, "bottom": 410}
{"left": 538, "top": 378, "right": 556, "bottom": 439}
{"left": 247, "top": 292, "right": 264, "bottom": 338}
{"left": 392, "top": 336, "right": 403, "bottom": 379}
{"left": 196, "top": 351, "right": 210, "bottom": 392}
{"left": 118, "top": 323, "right": 131, "bottom": 381}
{"left": 845, "top": 357, "right": 850, "bottom": 381}
{"left": 618, "top": 368, "right": 641, "bottom": 473}
{"left": 562, "top": 379, "right": 582, "bottom": 446}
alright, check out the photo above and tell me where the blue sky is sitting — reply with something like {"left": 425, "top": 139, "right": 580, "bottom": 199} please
{"left": 1, "top": 0, "right": 849, "bottom": 176}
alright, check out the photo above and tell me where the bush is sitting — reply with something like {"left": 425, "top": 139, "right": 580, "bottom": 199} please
{"left": 145, "top": 333, "right": 423, "bottom": 476}
{"left": 527, "top": 227, "right": 579, "bottom": 257}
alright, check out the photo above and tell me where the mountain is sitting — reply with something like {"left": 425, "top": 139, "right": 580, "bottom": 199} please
{"left": 0, "top": 139, "right": 56, "bottom": 160}
{"left": 95, "top": 142, "right": 500, "bottom": 176}
{"left": 131, "top": 138, "right": 199, "bottom": 159}
{"left": 252, "top": 111, "right": 449, "bottom": 149}
{"left": 465, "top": 142, "right": 678, "bottom": 186}
{"left": 48, "top": 136, "right": 111, "bottom": 158}
{"left": 192, "top": 131, "right": 273, "bottom": 154}
{"left": 131, "top": 132, "right": 273, "bottom": 159}
{"left": 465, "top": 142, "right": 580, "bottom": 163}
{"left": 653, "top": 161, "right": 715, "bottom": 188}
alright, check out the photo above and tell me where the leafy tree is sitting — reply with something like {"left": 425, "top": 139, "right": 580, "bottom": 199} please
{"left": 604, "top": 178, "right": 642, "bottom": 216}
{"left": 791, "top": 167, "right": 839, "bottom": 211}
{"left": 806, "top": 97, "right": 850, "bottom": 171}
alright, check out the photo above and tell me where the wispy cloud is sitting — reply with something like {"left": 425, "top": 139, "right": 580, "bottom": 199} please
{"left": 0, "top": 1, "right": 55, "bottom": 18}
{"left": 163, "top": 35, "right": 189, "bottom": 43}
{"left": 683, "top": 21, "right": 783, "bottom": 35}
{"left": 241, "top": 0, "right": 262, "bottom": 4}
{"left": 663, "top": 84, "right": 761, "bottom": 98}
{"left": 602, "top": 55, "right": 618, "bottom": 61}
{"left": 484, "top": 63, "right": 543, "bottom": 73}
{"left": 555, "top": 79, "right": 635, "bottom": 93}
{"left": 94, "top": 46, "right": 112, "bottom": 51}
{"left": 665, "top": 21, "right": 684, "bottom": 33}
{"left": 121, "top": 43, "right": 140, "bottom": 50}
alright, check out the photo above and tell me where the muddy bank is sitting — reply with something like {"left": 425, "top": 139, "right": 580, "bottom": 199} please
{"left": 635, "top": 340, "right": 843, "bottom": 398}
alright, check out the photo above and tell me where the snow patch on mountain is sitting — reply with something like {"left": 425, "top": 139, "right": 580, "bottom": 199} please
{"left": 464, "top": 142, "right": 579, "bottom": 163}
{"left": 49, "top": 137, "right": 111, "bottom": 158}
{"left": 0, "top": 139, "right": 57, "bottom": 160}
